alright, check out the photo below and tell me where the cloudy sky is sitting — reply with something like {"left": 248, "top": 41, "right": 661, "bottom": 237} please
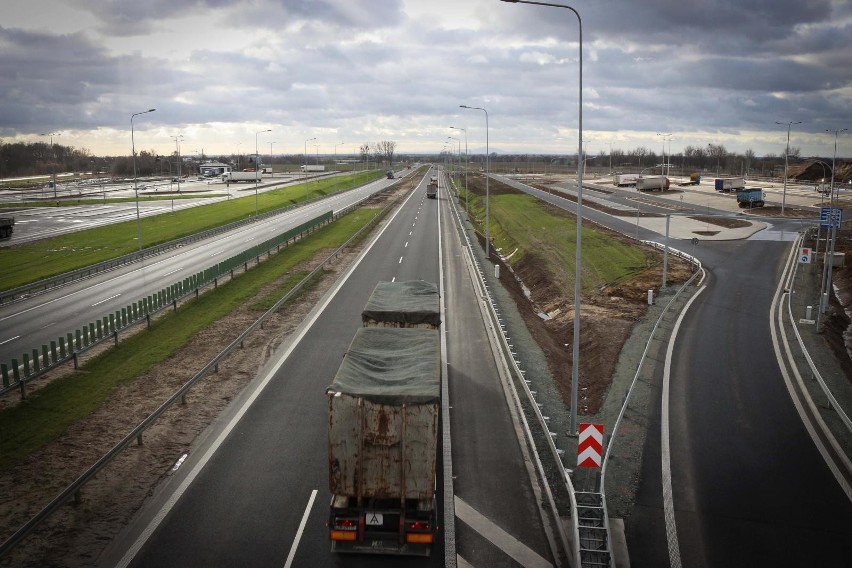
{"left": 2, "top": 0, "right": 850, "bottom": 159}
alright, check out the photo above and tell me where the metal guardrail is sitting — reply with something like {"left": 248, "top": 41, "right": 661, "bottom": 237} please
{"left": 0, "top": 212, "right": 333, "bottom": 398}
{"left": 0, "top": 183, "right": 404, "bottom": 560}
{"left": 444, "top": 172, "right": 580, "bottom": 566}
{"left": 784, "top": 233, "right": 852, "bottom": 435}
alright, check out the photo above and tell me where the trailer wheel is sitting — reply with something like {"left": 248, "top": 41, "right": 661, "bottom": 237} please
{"left": 756, "top": 201, "right": 764, "bottom": 208}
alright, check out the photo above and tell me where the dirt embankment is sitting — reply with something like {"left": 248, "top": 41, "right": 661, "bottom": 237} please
{"left": 463, "top": 173, "right": 693, "bottom": 414}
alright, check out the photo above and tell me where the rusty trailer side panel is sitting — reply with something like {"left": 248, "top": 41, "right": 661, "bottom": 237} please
{"left": 328, "top": 394, "right": 438, "bottom": 501}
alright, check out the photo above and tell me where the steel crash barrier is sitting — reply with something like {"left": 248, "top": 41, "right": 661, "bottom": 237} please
{"left": 0, "top": 212, "right": 333, "bottom": 398}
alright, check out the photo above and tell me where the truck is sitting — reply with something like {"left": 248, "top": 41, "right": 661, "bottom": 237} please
{"left": 0, "top": 216, "right": 14, "bottom": 239}
{"left": 614, "top": 173, "right": 639, "bottom": 187}
{"left": 426, "top": 175, "right": 438, "bottom": 199}
{"left": 222, "top": 171, "right": 261, "bottom": 182}
{"left": 301, "top": 165, "right": 326, "bottom": 172}
{"left": 736, "top": 187, "right": 765, "bottom": 208}
{"left": 386, "top": 170, "right": 395, "bottom": 179}
{"left": 635, "top": 175, "right": 670, "bottom": 191}
{"left": 678, "top": 172, "right": 701, "bottom": 186}
{"left": 714, "top": 177, "right": 745, "bottom": 192}
{"left": 327, "top": 281, "right": 441, "bottom": 556}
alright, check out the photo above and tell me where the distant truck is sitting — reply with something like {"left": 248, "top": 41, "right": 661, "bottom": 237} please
{"left": 714, "top": 177, "right": 745, "bottom": 192}
{"left": 636, "top": 175, "right": 670, "bottom": 191}
{"left": 736, "top": 187, "right": 765, "bottom": 208}
{"left": 327, "top": 281, "right": 441, "bottom": 556}
{"left": 301, "top": 165, "right": 326, "bottom": 172}
{"left": 614, "top": 173, "right": 639, "bottom": 187}
{"left": 386, "top": 170, "right": 395, "bottom": 179}
{"left": 427, "top": 175, "right": 438, "bottom": 199}
{"left": 0, "top": 216, "right": 14, "bottom": 239}
{"left": 222, "top": 171, "right": 261, "bottom": 182}
{"left": 678, "top": 172, "right": 701, "bottom": 186}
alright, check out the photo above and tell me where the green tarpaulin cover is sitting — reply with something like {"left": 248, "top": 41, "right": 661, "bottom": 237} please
{"left": 361, "top": 280, "right": 441, "bottom": 327}
{"left": 328, "top": 327, "right": 440, "bottom": 404}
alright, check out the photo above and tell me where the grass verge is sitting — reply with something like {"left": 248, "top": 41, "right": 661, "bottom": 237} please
{"left": 464, "top": 188, "right": 651, "bottom": 294}
{"left": 0, "top": 170, "right": 383, "bottom": 291}
{"left": 0, "top": 207, "right": 380, "bottom": 472}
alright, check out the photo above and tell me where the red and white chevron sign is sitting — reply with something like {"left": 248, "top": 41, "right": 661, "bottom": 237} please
{"left": 577, "top": 423, "right": 604, "bottom": 468}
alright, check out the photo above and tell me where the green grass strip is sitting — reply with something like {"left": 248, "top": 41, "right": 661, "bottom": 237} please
{"left": 468, "top": 192, "right": 651, "bottom": 295}
{"left": 0, "top": 170, "right": 383, "bottom": 291}
{"left": 0, "top": 207, "right": 379, "bottom": 472}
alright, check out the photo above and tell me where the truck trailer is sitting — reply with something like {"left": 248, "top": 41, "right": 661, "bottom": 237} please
{"left": 0, "top": 216, "right": 14, "bottom": 239}
{"left": 714, "top": 177, "right": 745, "bottom": 192}
{"left": 426, "top": 176, "right": 438, "bottom": 199}
{"left": 327, "top": 281, "right": 441, "bottom": 556}
{"left": 222, "top": 171, "right": 261, "bottom": 182}
{"left": 736, "top": 188, "right": 765, "bottom": 208}
{"left": 636, "top": 175, "right": 670, "bottom": 191}
{"left": 301, "top": 165, "right": 326, "bottom": 172}
{"left": 614, "top": 174, "right": 639, "bottom": 187}
{"left": 362, "top": 280, "right": 441, "bottom": 329}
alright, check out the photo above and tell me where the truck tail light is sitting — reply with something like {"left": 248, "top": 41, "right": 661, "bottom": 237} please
{"left": 404, "top": 519, "right": 433, "bottom": 544}
{"left": 329, "top": 518, "right": 358, "bottom": 541}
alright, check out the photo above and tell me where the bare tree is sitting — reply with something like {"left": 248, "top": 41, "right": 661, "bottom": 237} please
{"left": 376, "top": 140, "right": 396, "bottom": 167}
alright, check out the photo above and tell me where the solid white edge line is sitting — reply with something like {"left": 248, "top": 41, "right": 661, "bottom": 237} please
{"left": 91, "top": 293, "right": 121, "bottom": 307}
{"left": 115, "top": 183, "right": 422, "bottom": 568}
{"left": 282, "top": 489, "right": 318, "bottom": 568}
{"left": 662, "top": 284, "right": 706, "bottom": 568}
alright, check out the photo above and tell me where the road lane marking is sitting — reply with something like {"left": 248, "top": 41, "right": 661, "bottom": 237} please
{"left": 405, "top": 241, "right": 408, "bottom": 248}
{"left": 661, "top": 284, "right": 705, "bottom": 568}
{"left": 454, "top": 496, "right": 552, "bottom": 568}
{"left": 391, "top": 277, "right": 396, "bottom": 282}
{"left": 91, "top": 294, "right": 121, "bottom": 307}
{"left": 398, "top": 256, "right": 403, "bottom": 264}
{"left": 283, "top": 489, "right": 317, "bottom": 568}
{"left": 162, "top": 267, "right": 183, "bottom": 277}
{"left": 410, "top": 231, "right": 413, "bottom": 236}
{"left": 0, "top": 336, "right": 20, "bottom": 345}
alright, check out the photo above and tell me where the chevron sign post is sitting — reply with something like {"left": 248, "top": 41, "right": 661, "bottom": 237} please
{"left": 577, "top": 423, "right": 604, "bottom": 468}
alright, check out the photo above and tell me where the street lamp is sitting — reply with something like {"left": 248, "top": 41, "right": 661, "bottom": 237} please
{"left": 304, "top": 136, "right": 317, "bottom": 192}
{"left": 501, "top": 0, "right": 584, "bottom": 435}
{"left": 39, "top": 132, "right": 60, "bottom": 199}
{"left": 269, "top": 141, "right": 276, "bottom": 176}
{"left": 817, "top": 128, "right": 848, "bottom": 330}
{"left": 460, "top": 105, "right": 491, "bottom": 259}
{"left": 131, "top": 108, "right": 156, "bottom": 252}
{"left": 657, "top": 132, "right": 672, "bottom": 177}
{"left": 171, "top": 134, "right": 184, "bottom": 193}
{"left": 447, "top": 136, "right": 459, "bottom": 177}
{"left": 255, "top": 128, "right": 272, "bottom": 217}
{"left": 776, "top": 120, "right": 802, "bottom": 214}
{"left": 334, "top": 142, "right": 346, "bottom": 170}
{"left": 450, "top": 126, "right": 469, "bottom": 217}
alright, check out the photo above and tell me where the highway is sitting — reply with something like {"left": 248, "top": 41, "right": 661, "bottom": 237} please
{"left": 0, "top": 175, "right": 401, "bottom": 366}
{"left": 494, "top": 174, "right": 852, "bottom": 566}
{"left": 99, "top": 170, "right": 556, "bottom": 567}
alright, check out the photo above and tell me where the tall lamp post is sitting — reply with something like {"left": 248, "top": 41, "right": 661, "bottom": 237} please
{"left": 334, "top": 142, "right": 346, "bottom": 170}
{"left": 269, "top": 141, "right": 276, "bottom": 176}
{"left": 171, "top": 134, "right": 184, "bottom": 193}
{"left": 501, "top": 0, "right": 583, "bottom": 436}
{"left": 131, "top": 108, "right": 156, "bottom": 252}
{"left": 450, "top": 126, "right": 468, "bottom": 217}
{"left": 255, "top": 128, "right": 271, "bottom": 217}
{"left": 460, "top": 105, "right": 491, "bottom": 259}
{"left": 817, "top": 127, "right": 848, "bottom": 330}
{"left": 776, "top": 120, "right": 801, "bottom": 214}
{"left": 447, "top": 136, "right": 459, "bottom": 177}
{"left": 39, "top": 132, "right": 60, "bottom": 198}
{"left": 304, "top": 136, "right": 317, "bottom": 194}
{"left": 657, "top": 132, "right": 672, "bottom": 177}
